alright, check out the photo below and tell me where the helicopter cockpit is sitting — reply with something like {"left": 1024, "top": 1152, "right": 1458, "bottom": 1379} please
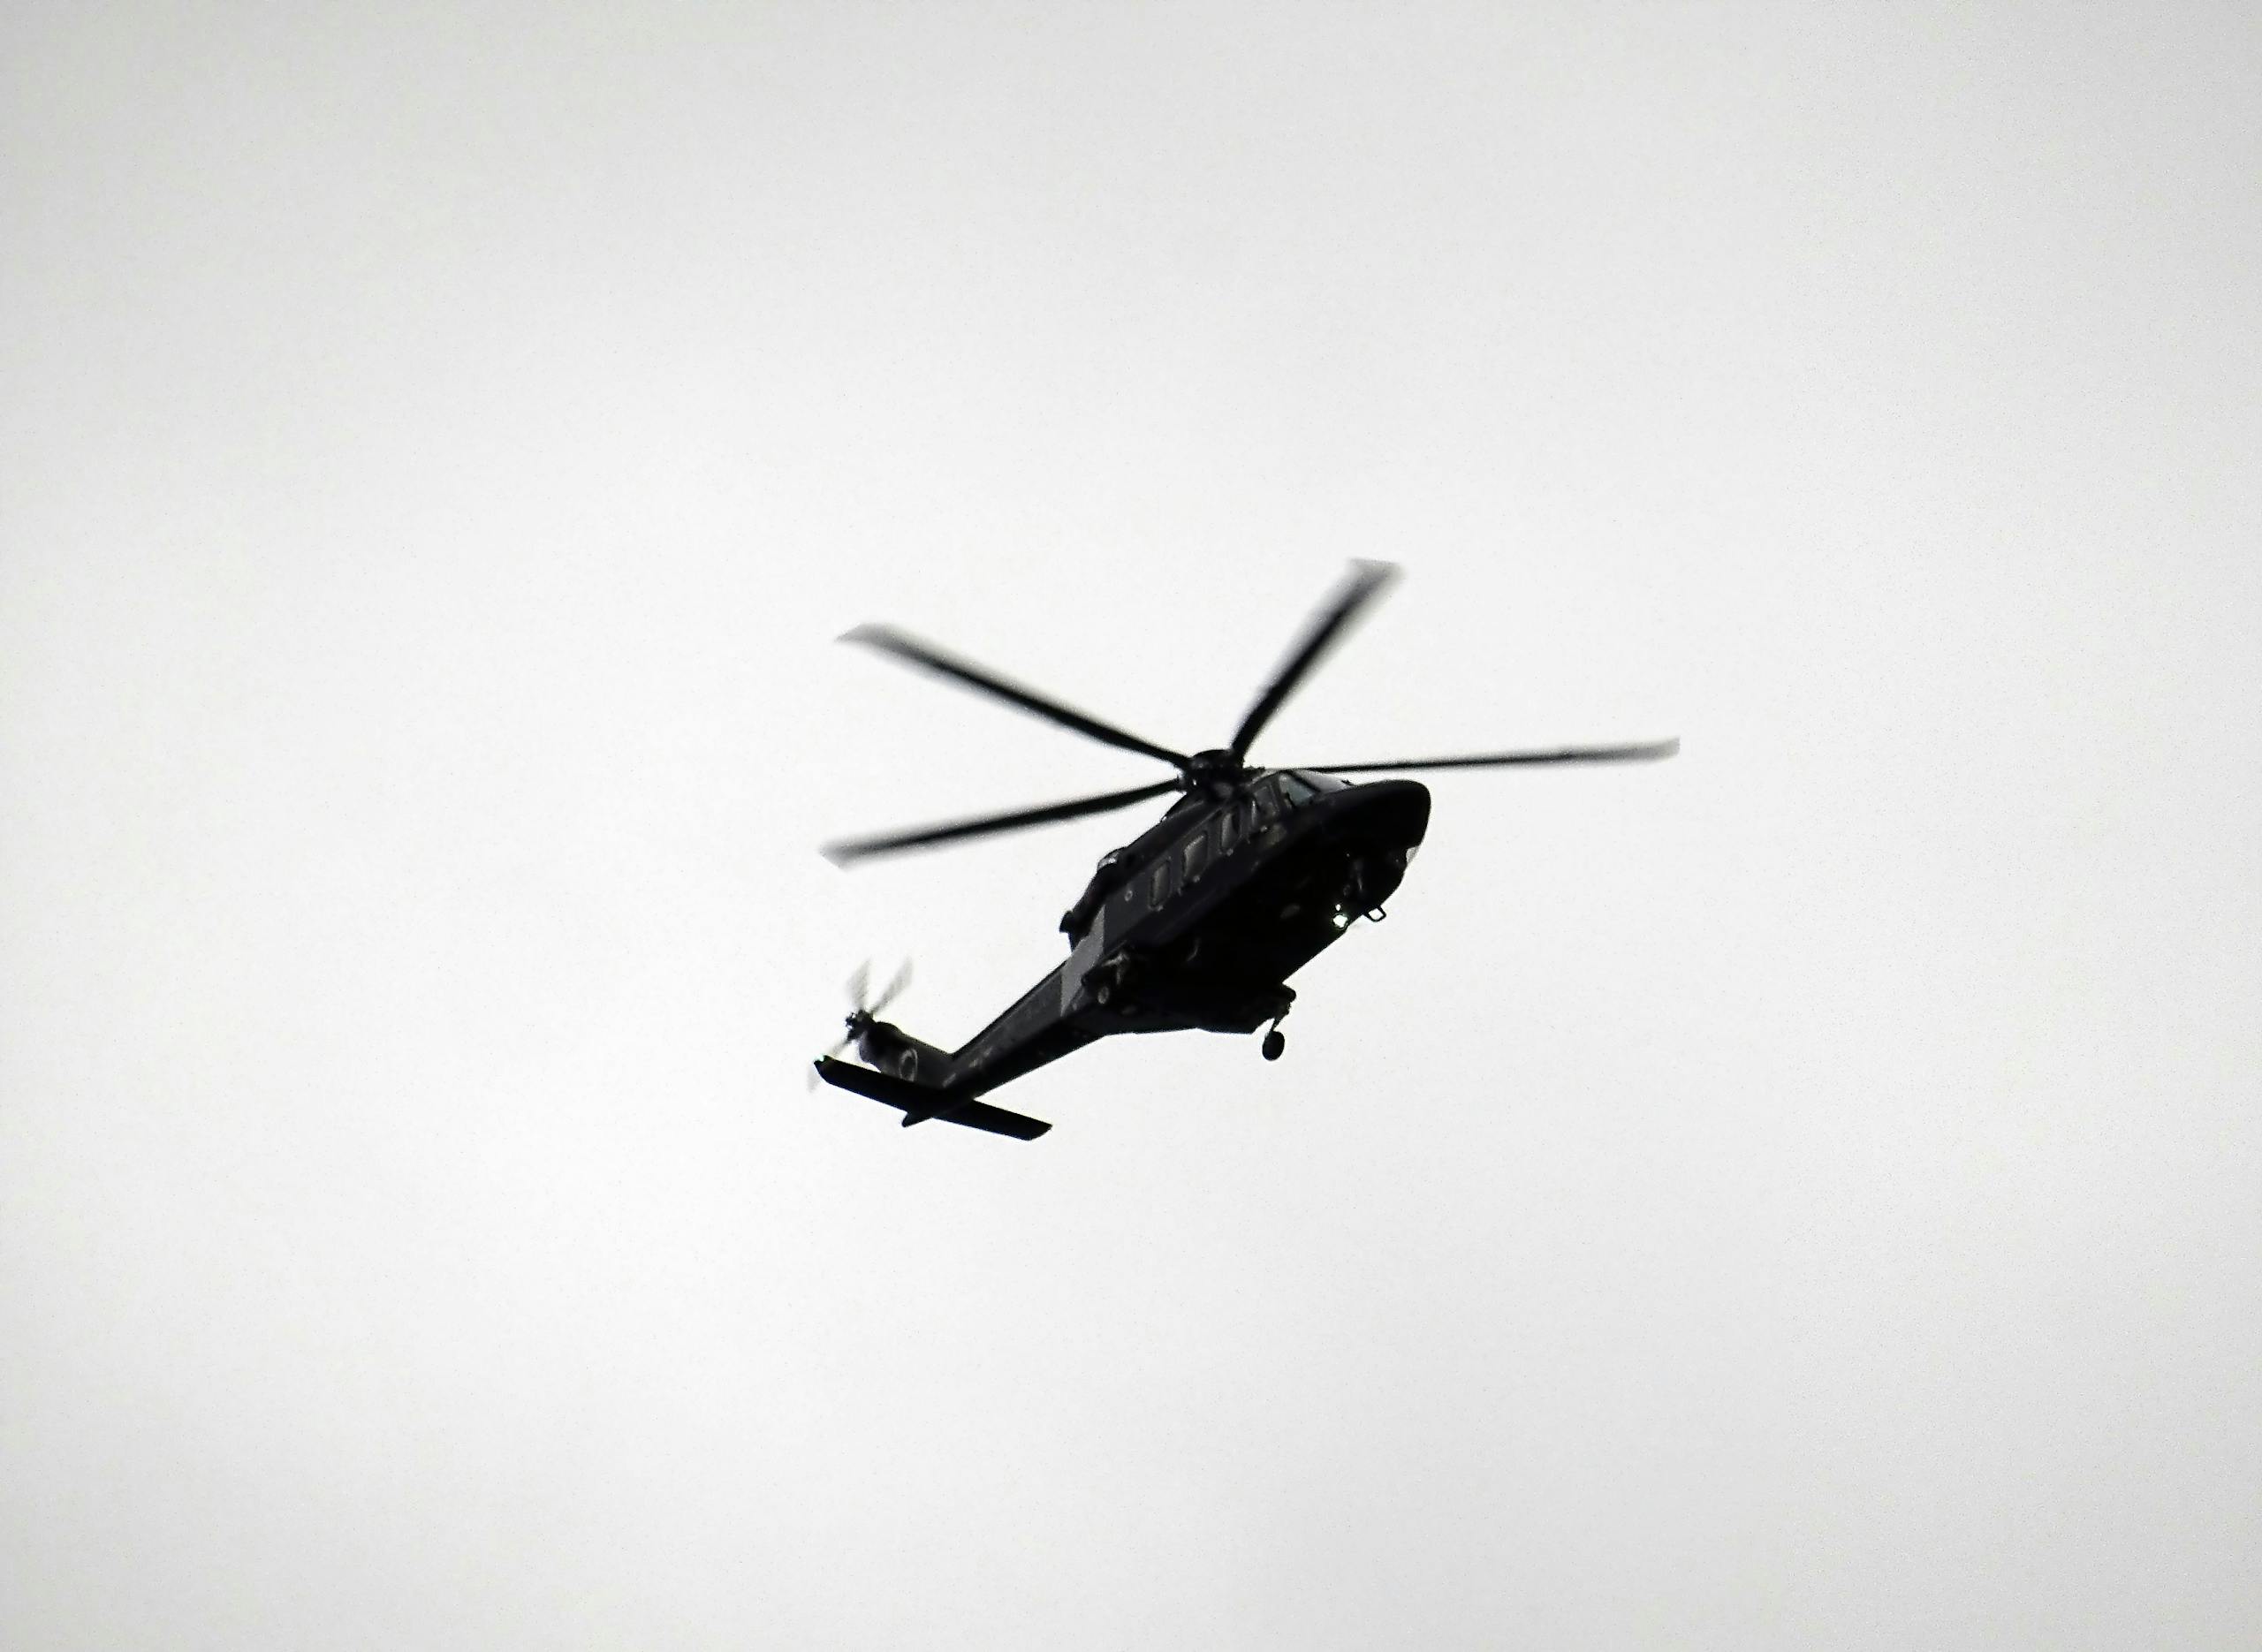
{"left": 1277, "top": 769, "right": 1347, "bottom": 802}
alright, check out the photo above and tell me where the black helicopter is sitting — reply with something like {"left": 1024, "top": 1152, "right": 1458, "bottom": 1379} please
{"left": 813, "top": 561, "right": 1675, "bottom": 1140}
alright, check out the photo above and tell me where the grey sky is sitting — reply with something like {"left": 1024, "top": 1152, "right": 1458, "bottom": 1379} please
{"left": 4, "top": 4, "right": 2258, "bottom": 1648}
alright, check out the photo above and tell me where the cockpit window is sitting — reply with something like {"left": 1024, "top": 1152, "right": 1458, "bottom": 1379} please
{"left": 1278, "top": 773, "right": 1321, "bottom": 807}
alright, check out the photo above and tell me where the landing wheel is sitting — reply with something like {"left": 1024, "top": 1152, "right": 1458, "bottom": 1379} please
{"left": 1261, "top": 1028, "right": 1286, "bottom": 1062}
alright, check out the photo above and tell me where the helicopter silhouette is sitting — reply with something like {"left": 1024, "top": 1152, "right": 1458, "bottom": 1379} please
{"left": 814, "top": 561, "right": 1675, "bottom": 1139}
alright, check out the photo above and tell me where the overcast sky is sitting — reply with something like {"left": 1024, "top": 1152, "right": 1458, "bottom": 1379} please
{"left": 4, "top": 4, "right": 2258, "bottom": 1648}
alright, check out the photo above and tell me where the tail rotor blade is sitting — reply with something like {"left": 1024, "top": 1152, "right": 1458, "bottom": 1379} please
{"left": 812, "top": 997, "right": 863, "bottom": 1087}
{"left": 869, "top": 959, "right": 913, "bottom": 1017}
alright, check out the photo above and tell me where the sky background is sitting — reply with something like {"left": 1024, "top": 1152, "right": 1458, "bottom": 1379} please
{"left": 4, "top": 3, "right": 2258, "bottom": 1647}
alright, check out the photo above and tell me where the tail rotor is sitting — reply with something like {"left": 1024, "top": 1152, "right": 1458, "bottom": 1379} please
{"left": 809, "top": 959, "right": 914, "bottom": 1085}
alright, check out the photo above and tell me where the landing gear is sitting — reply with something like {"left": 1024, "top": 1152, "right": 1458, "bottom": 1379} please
{"left": 1256, "top": 989, "right": 1294, "bottom": 1061}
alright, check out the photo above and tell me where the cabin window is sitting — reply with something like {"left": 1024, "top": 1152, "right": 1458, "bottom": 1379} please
{"left": 1150, "top": 864, "right": 1169, "bottom": 907}
{"left": 1254, "top": 781, "right": 1279, "bottom": 825}
{"left": 1219, "top": 805, "right": 1240, "bottom": 851}
{"left": 1183, "top": 834, "right": 1208, "bottom": 881}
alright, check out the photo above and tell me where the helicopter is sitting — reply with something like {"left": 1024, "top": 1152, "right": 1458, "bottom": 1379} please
{"left": 813, "top": 561, "right": 1676, "bottom": 1140}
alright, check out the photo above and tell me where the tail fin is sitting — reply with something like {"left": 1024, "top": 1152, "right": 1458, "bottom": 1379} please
{"left": 810, "top": 1057, "right": 1051, "bottom": 1140}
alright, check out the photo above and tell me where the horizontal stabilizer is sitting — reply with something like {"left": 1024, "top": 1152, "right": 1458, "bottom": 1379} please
{"left": 811, "top": 1057, "right": 1051, "bottom": 1140}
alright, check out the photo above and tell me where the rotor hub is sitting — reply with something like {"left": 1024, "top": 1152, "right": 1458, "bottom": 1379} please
{"left": 1182, "top": 747, "right": 1250, "bottom": 798}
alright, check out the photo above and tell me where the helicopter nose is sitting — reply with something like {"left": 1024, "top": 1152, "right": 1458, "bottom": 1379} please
{"left": 1341, "top": 777, "right": 1430, "bottom": 847}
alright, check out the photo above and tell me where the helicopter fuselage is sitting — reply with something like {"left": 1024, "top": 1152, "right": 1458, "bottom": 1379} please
{"left": 817, "top": 769, "right": 1429, "bottom": 1129}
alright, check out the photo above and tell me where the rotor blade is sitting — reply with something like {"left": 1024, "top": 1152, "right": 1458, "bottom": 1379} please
{"left": 1302, "top": 738, "right": 1681, "bottom": 774}
{"left": 869, "top": 960, "right": 913, "bottom": 1017}
{"left": 821, "top": 779, "right": 1180, "bottom": 866}
{"left": 841, "top": 624, "right": 1190, "bottom": 769}
{"left": 1229, "top": 561, "right": 1400, "bottom": 760}
{"left": 846, "top": 960, "right": 869, "bottom": 1010}
{"left": 811, "top": 1027, "right": 855, "bottom": 1087}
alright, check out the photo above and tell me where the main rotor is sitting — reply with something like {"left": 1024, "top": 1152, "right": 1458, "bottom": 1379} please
{"left": 821, "top": 561, "right": 1676, "bottom": 866}
{"left": 1182, "top": 748, "right": 1255, "bottom": 797}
